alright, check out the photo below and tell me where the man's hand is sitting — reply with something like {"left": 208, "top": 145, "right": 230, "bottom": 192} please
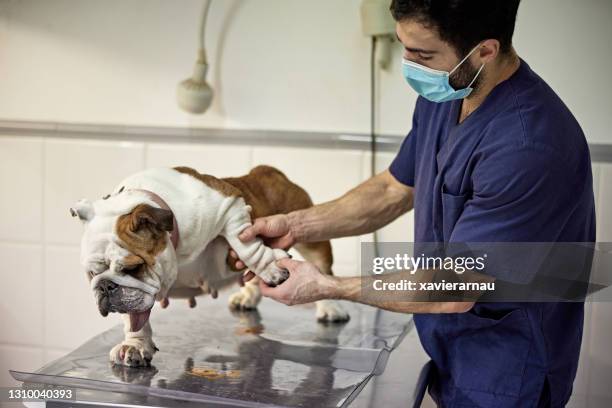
{"left": 239, "top": 213, "right": 295, "bottom": 248}
{"left": 229, "top": 214, "right": 295, "bottom": 270}
{"left": 258, "top": 258, "right": 337, "bottom": 305}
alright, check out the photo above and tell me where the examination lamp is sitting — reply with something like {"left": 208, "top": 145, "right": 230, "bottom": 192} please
{"left": 177, "top": 0, "right": 214, "bottom": 114}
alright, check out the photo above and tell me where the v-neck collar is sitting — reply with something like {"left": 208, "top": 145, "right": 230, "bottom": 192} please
{"left": 449, "top": 59, "right": 526, "bottom": 131}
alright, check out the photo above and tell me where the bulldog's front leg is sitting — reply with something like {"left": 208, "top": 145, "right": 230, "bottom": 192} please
{"left": 221, "top": 200, "right": 289, "bottom": 286}
{"left": 229, "top": 277, "right": 262, "bottom": 310}
{"left": 109, "top": 314, "right": 158, "bottom": 367}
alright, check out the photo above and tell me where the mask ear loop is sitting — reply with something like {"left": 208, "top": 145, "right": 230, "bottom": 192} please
{"left": 449, "top": 43, "right": 483, "bottom": 75}
{"left": 467, "top": 63, "right": 486, "bottom": 88}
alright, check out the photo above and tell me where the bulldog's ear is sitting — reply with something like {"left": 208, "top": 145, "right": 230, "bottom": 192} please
{"left": 131, "top": 204, "right": 174, "bottom": 232}
{"left": 70, "top": 199, "right": 94, "bottom": 221}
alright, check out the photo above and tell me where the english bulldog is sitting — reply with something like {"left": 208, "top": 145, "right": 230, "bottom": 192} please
{"left": 71, "top": 165, "right": 349, "bottom": 367}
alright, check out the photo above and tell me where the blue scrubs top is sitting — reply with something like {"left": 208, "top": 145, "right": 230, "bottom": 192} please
{"left": 390, "top": 60, "right": 596, "bottom": 407}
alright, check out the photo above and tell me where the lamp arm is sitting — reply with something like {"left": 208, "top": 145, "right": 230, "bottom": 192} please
{"left": 199, "top": 0, "right": 213, "bottom": 57}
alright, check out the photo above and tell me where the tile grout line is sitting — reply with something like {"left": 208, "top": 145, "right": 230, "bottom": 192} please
{"left": 41, "top": 137, "right": 47, "bottom": 355}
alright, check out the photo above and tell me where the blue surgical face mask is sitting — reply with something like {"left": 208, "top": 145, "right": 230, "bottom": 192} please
{"left": 401, "top": 44, "right": 485, "bottom": 103}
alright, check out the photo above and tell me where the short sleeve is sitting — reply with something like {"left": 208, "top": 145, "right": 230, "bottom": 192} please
{"left": 389, "top": 102, "right": 420, "bottom": 187}
{"left": 450, "top": 142, "right": 585, "bottom": 283}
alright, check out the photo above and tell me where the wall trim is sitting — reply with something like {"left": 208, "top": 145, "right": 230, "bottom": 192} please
{"left": 1, "top": 119, "right": 612, "bottom": 162}
{"left": 0, "top": 120, "right": 403, "bottom": 152}
{"left": 590, "top": 144, "right": 612, "bottom": 163}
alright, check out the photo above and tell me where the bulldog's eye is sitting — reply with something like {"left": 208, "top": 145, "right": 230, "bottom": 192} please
{"left": 119, "top": 264, "right": 143, "bottom": 275}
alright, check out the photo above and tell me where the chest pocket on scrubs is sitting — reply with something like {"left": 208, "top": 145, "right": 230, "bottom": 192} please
{"left": 440, "top": 189, "right": 468, "bottom": 241}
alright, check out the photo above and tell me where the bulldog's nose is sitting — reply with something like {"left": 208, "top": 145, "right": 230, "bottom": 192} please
{"left": 98, "top": 279, "right": 118, "bottom": 293}
{"left": 96, "top": 279, "right": 118, "bottom": 317}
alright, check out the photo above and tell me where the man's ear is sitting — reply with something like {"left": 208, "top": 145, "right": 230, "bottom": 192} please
{"left": 130, "top": 204, "right": 174, "bottom": 232}
{"left": 70, "top": 199, "right": 94, "bottom": 221}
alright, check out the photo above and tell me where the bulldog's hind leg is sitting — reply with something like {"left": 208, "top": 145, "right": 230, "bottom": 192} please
{"left": 229, "top": 277, "right": 262, "bottom": 310}
{"left": 109, "top": 314, "right": 158, "bottom": 367}
{"left": 293, "top": 241, "right": 350, "bottom": 323}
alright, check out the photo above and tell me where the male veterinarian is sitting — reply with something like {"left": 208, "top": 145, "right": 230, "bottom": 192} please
{"left": 233, "top": 0, "right": 595, "bottom": 406}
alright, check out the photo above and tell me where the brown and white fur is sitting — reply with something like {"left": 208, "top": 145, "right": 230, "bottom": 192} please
{"left": 71, "top": 165, "right": 349, "bottom": 367}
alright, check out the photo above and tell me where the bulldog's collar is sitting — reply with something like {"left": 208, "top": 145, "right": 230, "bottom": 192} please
{"left": 127, "top": 188, "right": 180, "bottom": 250}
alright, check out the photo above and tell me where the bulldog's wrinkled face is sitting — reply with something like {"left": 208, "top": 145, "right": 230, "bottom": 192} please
{"left": 71, "top": 191, "right": 178, "bottom": 332}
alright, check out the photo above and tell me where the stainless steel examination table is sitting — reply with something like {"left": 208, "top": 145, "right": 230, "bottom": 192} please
{"left": 10, "top": 293, "right": 431, "bottom": 408}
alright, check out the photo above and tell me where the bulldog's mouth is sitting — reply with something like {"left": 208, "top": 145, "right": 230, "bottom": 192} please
{"left": 129, "top": 309, "right": 151, "bottom": 332}
{"left": 94, "top": 280, "right": 155, "bottom": 328}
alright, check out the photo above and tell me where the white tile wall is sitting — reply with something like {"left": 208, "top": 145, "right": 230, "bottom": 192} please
{"left": 252, "top": 147, "right": 365, "bottom": 204}
{"left": 44, "top": 138, "right": 145, "bottom": 245}
{"left": 146, "top": 143, "right": 251, "bottom": 176}
{"left": 1, "top": 134, "right": 612, "bottom": 408}
{"left": 0, "top": 244, "right": 43, "bottom": 346}
{"left": 0, "top": 136, "right": 43, "bottom": 243}
{"left": 596, "top": 164, "right": 612, "bottom": 242}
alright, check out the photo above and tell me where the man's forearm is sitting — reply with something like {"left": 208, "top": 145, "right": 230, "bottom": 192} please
{"left": 323, "top": 271, "right": 479, "bottom": 314}
{"left": 288, "top": 170, "right": 413, "bottom": 242}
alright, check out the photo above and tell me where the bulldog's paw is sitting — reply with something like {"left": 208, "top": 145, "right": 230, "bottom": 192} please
{"left": 257, "top": 248, "right": 290, "bottom": 287}
{"left": 109, "top": 339, "right": 157, "bottom": 367}
{"left": 259, "top": 266, "right": 289, "bottom": 287}
{"left": 315, "top": 300, "right": 350, "bottom": 323}
{"left": 229, "top": 287, "right": 261, "bottom": 310}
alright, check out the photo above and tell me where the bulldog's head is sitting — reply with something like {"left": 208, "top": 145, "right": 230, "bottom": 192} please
{"left": 70, "top": 190, "right": 178, "bottom": 331}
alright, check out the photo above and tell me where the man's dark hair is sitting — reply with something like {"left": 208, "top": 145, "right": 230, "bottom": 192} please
{"left": 390, "top": 0, "right": 521, "bottom": 57}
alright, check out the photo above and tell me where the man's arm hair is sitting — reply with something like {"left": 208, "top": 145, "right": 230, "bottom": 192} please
{"left": 325, "top": 268, "right": 493, "bottom": 314}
